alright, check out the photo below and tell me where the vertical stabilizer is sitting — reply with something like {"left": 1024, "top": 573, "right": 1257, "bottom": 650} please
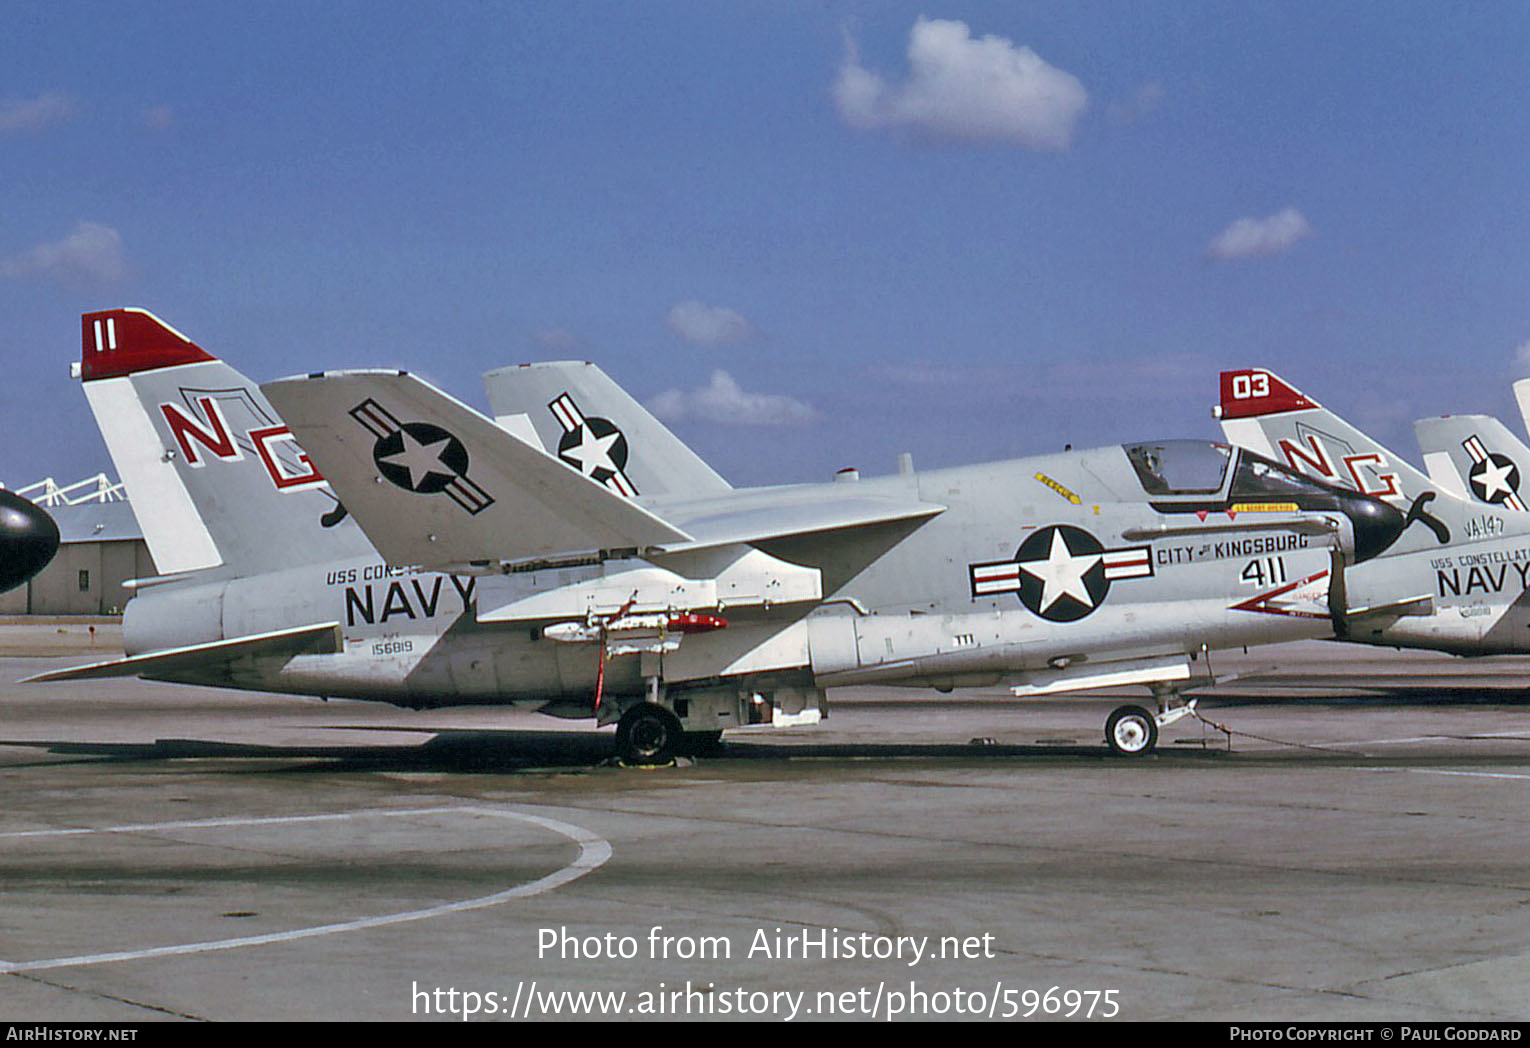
{"left": 1214, "top": 368, "right": 1509, "bottom": 560}
{"left": 1216, "top": 368, "right": 1436, "bottom": 505}
{"left": 482, "top": 361, "right": 731, "bottom": 499}
{"left": 1512, "top": 378, "right": 1530, "bottom": 442}
{"left": 1413, "top": 414, "right": 1530, "bottom": 512}
{"left": 78, "top": 308, "right": 372, "bottom": 576}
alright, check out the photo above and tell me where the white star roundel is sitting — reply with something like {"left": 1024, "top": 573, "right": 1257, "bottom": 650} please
{"left": 1468, "top": 453, "right": 1520, "bottom": 505}
{"left": 1013, "top": 525, "right": 1108, "bottom": 621}
{"left": 548, "top": 392, "right": 638, "bottom": 497}
{"left": 374, "top": 422, "right": 468, "bottom": 494}
{"left": 349, "top": 398, "right": 495, "bottom": 515}
{"left": 558, "top": 417, "right": 629, "bottom": 484}
{"left": 968, "top": 525, "right": 1153, "bottom": 622}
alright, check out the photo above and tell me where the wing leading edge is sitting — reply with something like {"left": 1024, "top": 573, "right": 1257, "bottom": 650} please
{"left": 266, "top": 370, "right": 947, "bottom": 570}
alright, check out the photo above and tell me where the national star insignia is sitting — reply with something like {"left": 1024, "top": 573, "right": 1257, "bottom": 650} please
{"left": 968, "top": 525, "right": 1152, "bottom": 623}
{"left": 1020, "top": 528, "right": 1103, "bottom": 613}
{"left": 562, "top": 425, "right": 625, "bottom": 479}
{"left": 378, "top": 427, "right": 457, "bottom": 490}
{"left": 1471, "top": 455, "right": 1518, "bottom": 502}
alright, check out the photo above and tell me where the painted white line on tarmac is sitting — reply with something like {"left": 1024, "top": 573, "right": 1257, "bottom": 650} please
{"left": 1320, "top": 731, "right": 1530, "bottom": 748}
{"left": 1347, "top": 767, "right": 1530, "bottom": 782}
{"left": 0, "top": 805, "right": 612, "bottom": 974}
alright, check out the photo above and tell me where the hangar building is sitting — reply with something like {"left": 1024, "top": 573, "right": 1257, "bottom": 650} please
{"left": 0, "top": 476, "right": 152, "bottom": 616}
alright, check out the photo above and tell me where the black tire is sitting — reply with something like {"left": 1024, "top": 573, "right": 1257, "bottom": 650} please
{"left": 616, "top": 703, "right": 683, "bottom": 765}
{"left": 1105, "top": 705, "right": 1158, "bottom": 756}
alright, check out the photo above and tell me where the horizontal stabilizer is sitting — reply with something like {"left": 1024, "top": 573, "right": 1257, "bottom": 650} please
{"left": 263, "top": 371, "right": 691, "bottom": 570}
{"left": 1347, "top": 594, "right": 1434, "bottom": 621}
{"left": 24, "top": 622, "right": 342, "bottom": 683}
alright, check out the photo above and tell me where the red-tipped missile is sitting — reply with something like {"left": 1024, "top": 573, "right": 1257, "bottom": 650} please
{"left": 664, "top": 612, "right": 727, "bottom": 634}
{"left": 544, "top": 611, "right": 728, "bottom": 644}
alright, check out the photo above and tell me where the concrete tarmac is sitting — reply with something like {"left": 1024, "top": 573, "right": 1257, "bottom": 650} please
{"left": 2, "top": 629, "right": 1529, "bottom": 1022}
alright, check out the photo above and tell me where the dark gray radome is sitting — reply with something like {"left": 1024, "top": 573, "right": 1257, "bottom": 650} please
{"left": 0, "top": 490, "right": 60, "bottom": 593}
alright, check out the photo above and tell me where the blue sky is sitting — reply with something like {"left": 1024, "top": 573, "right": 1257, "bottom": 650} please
{"left": 4, "top": 1, "right": 1529, "bottom": 489}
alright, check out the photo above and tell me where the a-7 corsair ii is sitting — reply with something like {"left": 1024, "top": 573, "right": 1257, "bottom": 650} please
{"left": 33, "top": 309, "right": 1408, "bottom": 758}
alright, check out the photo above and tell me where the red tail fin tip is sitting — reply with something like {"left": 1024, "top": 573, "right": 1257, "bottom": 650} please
{"left": 80, "top": 308, "right": 215, "bottom": 381}
{"left": 1217, "top": 368, "right": 1319, "bottom": 419}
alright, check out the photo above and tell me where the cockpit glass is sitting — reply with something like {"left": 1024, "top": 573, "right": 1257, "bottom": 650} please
{"left": 1124, "top": 441, "right": 1232, "bottom": 495}
{"left": 1231, "top": 451, "right": 1347, "bottom": 499}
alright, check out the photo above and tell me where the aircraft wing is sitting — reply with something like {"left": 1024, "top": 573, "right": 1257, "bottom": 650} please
{"left": 263, "top": 371, "right": 692, "bottom": 571}
{"left": 23, "top": 622, "right": 342, "bottom": 682}
{"left": 648, "top": 486, "right": 945, "bottom": 551}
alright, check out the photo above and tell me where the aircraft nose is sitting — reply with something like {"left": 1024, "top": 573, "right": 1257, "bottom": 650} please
{"left": 0, "top": 490, "right": 60, "bottom": 592}
{"left": 1341, "top": 492, "right": 1406, "bottom": 564}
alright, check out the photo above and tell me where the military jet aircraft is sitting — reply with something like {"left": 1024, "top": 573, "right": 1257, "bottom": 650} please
{"left": 30, "top": 309, "right": 1408, "bottom": 759}
{"left": 0, "top": 489, "right": 59, "bottom": 593}
{"left": 1218, "top": 368, "right": 1530, "bottom": 654}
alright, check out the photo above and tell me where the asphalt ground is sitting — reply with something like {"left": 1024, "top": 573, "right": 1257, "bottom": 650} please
{"left": 2, "top": 625, "right": 1528, "bottom": 1022}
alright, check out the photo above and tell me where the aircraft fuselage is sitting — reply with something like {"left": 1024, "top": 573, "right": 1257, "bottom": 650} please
{"left": 123, "top": 454, "right": 1347, "bottom": 713}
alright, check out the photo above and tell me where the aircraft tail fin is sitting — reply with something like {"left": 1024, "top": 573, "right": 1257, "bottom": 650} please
{"left": 262, "top": 370, "right": 691, "bottom": 572}
{"left": 1512, "top": 378, "right": 1530, "bottom": 443}
{"left": 481, "top": 361, "right": 731, "bottom": 499}
{"left": 1413, "top": 414, "right": 1530, "bottom": 511}
{"left": 1216, "top": 368, "right": 1439, "bottom": 505}
{"left": 1212, "top": 368, "right": 1530, "bottom": 560}
{"left": 78, "top": 308, "right": 372, "bottom": 577}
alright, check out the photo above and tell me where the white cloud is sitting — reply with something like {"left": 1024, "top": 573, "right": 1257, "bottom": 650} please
{"left": 666, "top": 300, "right": 753, "bottom": 345}
{"left": 1514, "top": 341, "right": 1530, "bottom": 370}
{"left": 649, "top": 370, "right": 816, "bottom": 427}
{"left": 0, "top": 91, "right": 76, "bottom": 134}
{"left": 0, "top": 221, "right": 128, "bottom": 283}
{"left": 1207, "top": 208, "right": 1314, "bottom": 262}
{"left": 833, "top": 18, "right": 1089, "bottom": 149}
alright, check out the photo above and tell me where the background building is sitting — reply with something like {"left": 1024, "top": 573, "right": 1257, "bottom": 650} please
{"left": 0, "top": 476, "right": 151, "bottom": 616}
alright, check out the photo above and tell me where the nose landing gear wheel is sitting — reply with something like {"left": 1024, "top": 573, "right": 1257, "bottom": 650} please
{"left": 1105, "top": 705, "right": 1158, "bottom": 756}
{"left": 616, "top": 703, "right": 683, "bottom": 765}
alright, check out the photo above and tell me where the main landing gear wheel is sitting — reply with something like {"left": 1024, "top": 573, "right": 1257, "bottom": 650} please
{"left": 1105, "top": 705, "right": 1159, "bottom": 757}
{"left": 616, "top": 703, "right": 683, "bottom": 765}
